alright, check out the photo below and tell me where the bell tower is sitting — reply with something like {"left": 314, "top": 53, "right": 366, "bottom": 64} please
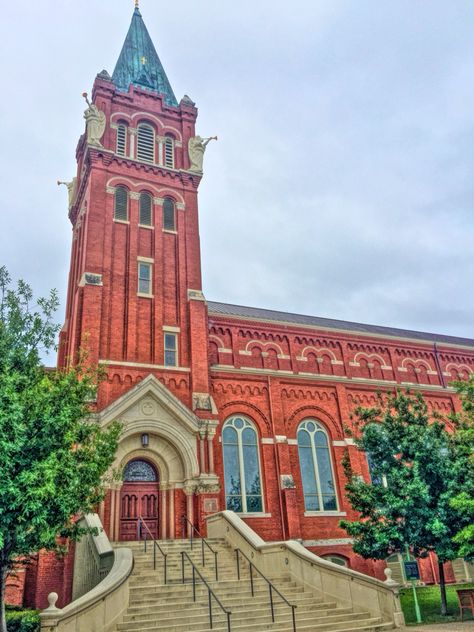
{"left": 59, "top": 4, "right": 214, "bottom": 415}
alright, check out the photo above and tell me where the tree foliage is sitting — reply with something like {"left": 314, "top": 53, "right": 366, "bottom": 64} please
{"left": 0, "top": 267, "right": 120, "bottom": 631}
{"left": 450, "top": 375, "right": 474, "bottom": 559}
{"left": 339, "top": 387, "right": 473, "bottom": 615}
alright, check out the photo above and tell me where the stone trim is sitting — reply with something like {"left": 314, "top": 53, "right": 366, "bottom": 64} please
{"left": 210, "top": 365, "right": 455, "bottom": 393}
{"left": 99, "top": 359, "right": 190, "bottom": 372}
{"left": 302, "top": 538, "right": 354, "bottom": 546}
{"left": 304, "top": 511, "right": 347, "bottom": 518}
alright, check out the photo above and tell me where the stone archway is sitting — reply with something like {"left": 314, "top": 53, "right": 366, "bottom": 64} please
{"left": 97, "top": 376, "right": 220, "bottom": 541}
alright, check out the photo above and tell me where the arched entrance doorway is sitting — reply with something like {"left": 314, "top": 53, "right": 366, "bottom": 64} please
{"left": 120, "top": 459, "right": 159, "bottom": 541}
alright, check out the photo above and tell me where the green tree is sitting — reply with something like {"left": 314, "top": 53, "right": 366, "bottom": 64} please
{"left": 450, "top": 374, "right": 474, "bottom": 558}
{"left": 0, "top": 267, "right": 120, "bottom": 632}
{"left": 340, "top": 389, "right": 473, "bottom": 617}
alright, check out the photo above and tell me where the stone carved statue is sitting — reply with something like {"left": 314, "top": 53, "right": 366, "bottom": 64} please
{"left": 57, "top": 177, "right": 78, "bottom": 209}
{"left": 82, "top": 92, "right": 106, "bottom": 147}
{"left": 188, "top": 136, "right": 217, "bottom": 173}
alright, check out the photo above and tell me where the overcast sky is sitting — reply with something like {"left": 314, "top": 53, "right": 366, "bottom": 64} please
{"left": 1, "top": 0, "right": 473, "bottom": 357}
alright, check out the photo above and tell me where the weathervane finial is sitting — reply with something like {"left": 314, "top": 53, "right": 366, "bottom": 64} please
{"left": 135, "top": 0, "right": 139, "bottom": 8}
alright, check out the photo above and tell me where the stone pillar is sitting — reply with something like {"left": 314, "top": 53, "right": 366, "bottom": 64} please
{"left": 184, "top": 484, "right": 196, "bottom": 536}
{"left": 129, "top": 128, "right": 137, "bottom": 159}
{"left": 168, "top": 487, "right": 175, "bottom": 539}
{"left": 207, "top": 426, "right": 217, "bottom": 475}
{"left": 199, "top": 429, "right": 207, "bottom": 474}
{"left": 113, "top": 487, "right": 121, "bottom": 542}
{"left": 109, "top": 487, "right": 116, "bottom": 541}
{"left": 160, "top": 486, "right": 168, "bottom": 540}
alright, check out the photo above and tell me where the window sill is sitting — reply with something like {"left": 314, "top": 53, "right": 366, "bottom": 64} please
{"left": 304, "top": 511, "right": 347, "bottom": 517}
{"left": 236, "top": 513, "right": 272, "bottom": 518}
{"left": 114, "top": 219, "right": 130, "bottom": 225}
{"left": 137, "top": 293, "right": 154, "bottom": 299}
{"left": 163, "top": 229, "right": 178, "bottom": 234}
{"left": 139, "top": 224, "right": 154, "bottom": 230}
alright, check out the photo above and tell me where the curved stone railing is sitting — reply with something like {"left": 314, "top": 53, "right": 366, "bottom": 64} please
{"left": 206, "top": 510, "right": 405, "bottom": 628}
{"left": 40, "top": 517, "right": 133, "bottom": 632}
{"left": 72, "top": 513, "right": 115, "bottom": 600}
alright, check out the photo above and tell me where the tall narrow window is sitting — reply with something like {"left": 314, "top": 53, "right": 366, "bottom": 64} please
{"left": 164, "top": 333, "right": 178, "bottom": 367}
{"left": 163, "top": 198, "right": 176, "bottom": 231}
{"left": 116, "top": 124, "right": 127, "bottom": 156}
{"left": 139, "top": 193, "right": 153, "bottom": 226}
{"left": 114, "top": 186, "right": 128, "bottom": 221}
{"left": 223, "top": 417, "right": 263, "bottom": 513}
{"left": 297, "top": 420, "right": 337, "bottom": 511}
{"left": 164, "top": 135, "right": 174, "bottom": 168}
{"left": 137, "top": 123, "right": 155, "bottom": 163}
{"left": 138, "top": 262, "right": 152, "bottom": 295}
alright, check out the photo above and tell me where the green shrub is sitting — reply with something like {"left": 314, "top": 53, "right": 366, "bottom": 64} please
{"left": 5, "top": 609, "right": 40, "bottom": 632}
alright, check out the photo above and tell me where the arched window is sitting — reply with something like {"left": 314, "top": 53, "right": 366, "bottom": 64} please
{"left": 163, "top": 198, "right": 176, "bottom": 231}
{"left": 123, "top": 460, "right": 157, "bottom": 482}
{"left": 297, "top": 420, "right": 337, "bottom": 512}
{"left": 137, "top": 123, "right": 155, "bottom": 163}
{"left": 223, "top": 417, "right": 263, "bottom": 513}
{"left": 114, "top": 186, "right": 128, "bottom": 221}
{"left": 116, "top": 123, "right": 127, "bottom": 156}
{"left": 164, "top": 134, "right": 175, "bottom": 168}
{"left": 322, "top": 555, "right": 348, "bottom": 568}
{"left": 139, "top": 193, "right": 153, "bottom": 226}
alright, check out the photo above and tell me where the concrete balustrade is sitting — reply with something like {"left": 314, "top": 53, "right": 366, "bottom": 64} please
{"left": 40, "top": 518, "right": 133, "bottom": 632}
{"left": 206, "top": 510, "right": 405, "bottom": 628}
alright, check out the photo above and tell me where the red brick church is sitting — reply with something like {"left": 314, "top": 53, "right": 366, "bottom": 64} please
{"left": 10, "top": 4, "right": 474, "bottom": 610}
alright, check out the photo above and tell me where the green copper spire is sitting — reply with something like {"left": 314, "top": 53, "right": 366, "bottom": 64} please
{"left": 112, "top": 7, "right": 178, "bottom": 107}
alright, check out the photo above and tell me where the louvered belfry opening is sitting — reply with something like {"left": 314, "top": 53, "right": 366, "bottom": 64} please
{"left": 140, "top": 193, "right": 153, "bottom": 226}
{"left": 163, "top": 198, "right": 176, "bottom": 231}
{"left": 114, "top": 186, "right": 129, "bottom": 221}
{"left": 137, "top": 124, "right": 155, "bottom": 163}
{"left": 164, "top": 135, "right": 174, "bottom": 168}
{"left": 116, "top": 124, "right": 127, "bottom": 156}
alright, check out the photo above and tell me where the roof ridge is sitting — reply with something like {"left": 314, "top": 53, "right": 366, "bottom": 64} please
{"left": 206, "top": 300, "right": 474, "bottom": 347}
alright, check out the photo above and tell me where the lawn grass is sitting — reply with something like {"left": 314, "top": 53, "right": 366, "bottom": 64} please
{"left": 400, "top": 583, "right": 474, "bottom": 625}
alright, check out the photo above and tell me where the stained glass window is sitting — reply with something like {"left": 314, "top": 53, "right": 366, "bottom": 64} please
{"left": 124, "top": 460, "right": 157, "bottom": 482}
{"left": 297, "top": 420, "right": 337, "bottom": 511}
{"left": 223, "top": 417, "right": 263, "bottom": 513}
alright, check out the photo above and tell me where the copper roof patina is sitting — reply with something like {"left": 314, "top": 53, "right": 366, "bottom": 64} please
{"left": 112, "top": 7, "right": 178, "bottom": 107}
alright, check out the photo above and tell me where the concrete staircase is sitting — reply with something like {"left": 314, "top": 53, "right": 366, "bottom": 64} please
{"left": 114, "top": 538, "right": 394, "bottom": 632}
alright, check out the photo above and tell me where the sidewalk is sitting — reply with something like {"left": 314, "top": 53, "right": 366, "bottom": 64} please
{"left": 403, "top": 623, "right": 474, "bottom": 631}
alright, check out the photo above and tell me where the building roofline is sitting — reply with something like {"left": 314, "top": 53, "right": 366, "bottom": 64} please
{"left": 207, "top": 300, "right": 474, "bottom": 350}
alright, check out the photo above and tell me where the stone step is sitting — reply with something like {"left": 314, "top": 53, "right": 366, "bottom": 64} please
{"left": 118, "top": 615, "right": 389, "bottom": 632}
{"left": 120, "top": 612, "right": 364, "bottom": 631}
{"left": 127, "top": 594, "right": 325, "bottom": 610}
{"left": 128, "top": 581, "right": 299, "bottom": 598}
{"left": 123, "top": 605, "right": 356, "bottom": 626}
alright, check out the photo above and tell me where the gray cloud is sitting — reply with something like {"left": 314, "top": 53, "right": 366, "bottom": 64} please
{"left": 0, "top": 0, "right": 473, "bottom": 351}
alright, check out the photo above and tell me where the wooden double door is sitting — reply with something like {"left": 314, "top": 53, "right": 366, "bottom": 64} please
{"left": 119, "top": 460, "right": 159, "bottom": 541}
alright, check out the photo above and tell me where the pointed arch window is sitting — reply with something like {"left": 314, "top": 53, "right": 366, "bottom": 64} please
{"left": 223, "top": 417, "right": 263, "bottom": 513}
{"left": 163, "top": 198, "right": 176, "bottom": 231}
{"left": 116, "top": 124, "right": 127, "bottom": 156}
{"left": 137, "top": 123, "right": 155, "bottom": 163}
{"left": 139, "top": 193, "right": 153, "bottom": 226}
{"left": 297, "top": 420, "right": 337, "bottom": 512}
{"left": 114, "top": 186, "right": 129, "bottom": 221}
{"left": 164, "top": 134, "right": 175, "bottom": 168}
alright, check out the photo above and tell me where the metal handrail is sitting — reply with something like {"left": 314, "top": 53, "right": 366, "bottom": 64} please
{"left": 182, "top": 515, "right": 219, "bottom": 581}
{"left": 137, "top": 516, "right": 168, "bottom": 584}
{"left": 181, "top": 551, "right": 232, "bottom": 632}
{"left": 235, "top": 548, "right": 297, "bottom": 632}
